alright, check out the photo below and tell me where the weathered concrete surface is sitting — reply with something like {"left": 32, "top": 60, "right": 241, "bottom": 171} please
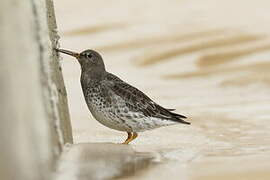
{"left": 44, "top": 0, "right": 73, "bottom": 151}
{"left": 54, "top": 0, "right": 270, "bottom": 179}
{"left": 0, "top": 0, "right": 72, "bottom": 180}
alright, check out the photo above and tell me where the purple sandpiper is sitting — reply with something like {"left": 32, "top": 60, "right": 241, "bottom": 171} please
{"left": 56, "top": 48, "right": 190, "bottom": 144}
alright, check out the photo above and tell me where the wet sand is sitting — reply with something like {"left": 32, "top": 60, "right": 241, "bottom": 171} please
{"left": 54, "top": 0, "right": 270, "bottom": 179}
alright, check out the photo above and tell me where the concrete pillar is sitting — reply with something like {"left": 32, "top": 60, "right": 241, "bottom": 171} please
{"left": 0, "top": 0, "right": 73, "bottom": 180}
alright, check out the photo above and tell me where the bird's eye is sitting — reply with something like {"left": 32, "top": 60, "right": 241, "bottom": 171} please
{"left": 87, "top": 54, "right": 93, "bottom": 59}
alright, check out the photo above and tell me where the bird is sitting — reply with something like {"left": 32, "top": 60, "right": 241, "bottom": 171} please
{"left": 55, "top": 48, "right": 190, "bottom": 144}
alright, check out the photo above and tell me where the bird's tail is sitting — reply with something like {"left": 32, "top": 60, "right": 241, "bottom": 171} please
{"left": 169, "top": 111, "right": 190, "bottom": 125}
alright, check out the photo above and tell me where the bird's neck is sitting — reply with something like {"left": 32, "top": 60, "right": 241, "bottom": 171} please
{"left": 80, "top": 69, "right": 106, "bottom": 87}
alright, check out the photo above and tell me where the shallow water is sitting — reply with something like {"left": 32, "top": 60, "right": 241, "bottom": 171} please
{"left": 54, "top": 0, "right": 270, "bottom": 179}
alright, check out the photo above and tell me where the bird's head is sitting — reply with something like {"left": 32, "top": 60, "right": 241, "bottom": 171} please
{"left": 55, "top": 48, "right": 105, "bottom": 72}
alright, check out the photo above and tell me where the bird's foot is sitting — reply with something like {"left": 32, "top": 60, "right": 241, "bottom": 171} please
{"left": 122, "top": 132, "right": 138, "bottom": 144}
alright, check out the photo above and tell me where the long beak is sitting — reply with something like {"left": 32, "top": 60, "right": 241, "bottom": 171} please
{"left": 55, "top": 48, "right": 80, "bottom": 58}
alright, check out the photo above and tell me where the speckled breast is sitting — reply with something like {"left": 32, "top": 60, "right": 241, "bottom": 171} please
{"left": 82, "top": 86, "right": 132, "bottom": 132}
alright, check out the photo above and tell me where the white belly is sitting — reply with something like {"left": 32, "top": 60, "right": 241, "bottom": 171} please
{"left": 88, "top": 104, "right": 177, "bottom": 132}
{"left": 89, "top": 105, "right": 131, "bottom": 132}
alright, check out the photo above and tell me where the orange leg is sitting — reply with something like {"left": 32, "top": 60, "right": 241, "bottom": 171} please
{"left": 122, "top": 132, "right": 138, "bottom": 144}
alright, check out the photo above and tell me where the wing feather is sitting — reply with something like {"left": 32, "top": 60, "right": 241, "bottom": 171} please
{"left": 101, "top": 73, "right": 190, "bottom": 124}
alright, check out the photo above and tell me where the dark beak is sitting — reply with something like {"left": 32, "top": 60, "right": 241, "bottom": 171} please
{"left": 55, "top": 48, "right": 80, "bottom": 58}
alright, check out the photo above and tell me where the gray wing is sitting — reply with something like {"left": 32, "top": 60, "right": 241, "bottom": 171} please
{"left": 101, "top": 73, "right": 190, "bottom": 125}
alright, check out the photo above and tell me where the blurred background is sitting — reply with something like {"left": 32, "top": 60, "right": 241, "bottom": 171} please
{"left": 54, "top": 0, "right": 270, "bottom": 179}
